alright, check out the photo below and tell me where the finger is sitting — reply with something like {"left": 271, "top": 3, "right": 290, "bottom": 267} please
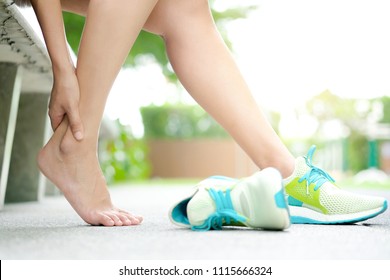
{"left": 49, "top": 110, "right": 64, "bottom": 131}
{"left": 67, "top": 106, "right": 84, "bottom": 141}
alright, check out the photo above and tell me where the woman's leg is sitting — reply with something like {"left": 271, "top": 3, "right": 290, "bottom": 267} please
{"left": 144, "top": 0, "right": 295, "bottom": 177}
{"left": 38, "top": 0, "right": 159, "bottom": 226}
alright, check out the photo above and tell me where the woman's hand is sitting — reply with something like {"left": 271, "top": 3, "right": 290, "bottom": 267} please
{"left": 30, "top": 0, "right": 84, "bottom": 140}
{"left": 49, "top": 68, "right": 84, "bottom": 141}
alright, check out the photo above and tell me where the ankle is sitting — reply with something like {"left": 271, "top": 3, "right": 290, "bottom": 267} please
{"left": 59, "top": 128, "right": 97, "bottom": 156}
{"left": 281, "top": 161, "right": 295, "bottom": 179}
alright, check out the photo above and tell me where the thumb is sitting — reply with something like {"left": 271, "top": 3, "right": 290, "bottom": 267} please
{"left": 67, "top": 107, "right": 84, "bottom": 141}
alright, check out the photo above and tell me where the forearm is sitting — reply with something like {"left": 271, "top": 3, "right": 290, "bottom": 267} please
{"left": 30, "top": 0, "right": 74, "bottom": 75}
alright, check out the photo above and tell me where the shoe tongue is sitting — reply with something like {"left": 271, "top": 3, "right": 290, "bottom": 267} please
{"left": 186, "top": 188, "right": 216, "bottom": 227}
{"left": 294, "top": 156, "right": 311, "bottom": 177}
{"left": 283, "top": 156, "right": 310, "bottom": 186}
{"left": 287, "top": 156, "right": 334, "bottom": 189}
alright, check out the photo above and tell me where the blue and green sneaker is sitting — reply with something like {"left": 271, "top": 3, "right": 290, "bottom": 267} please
{"left": 169, "top": 168, "right": 290, "bottom": 231}
{"left": 283, "top": 145, "right": 388, "bottom": 224}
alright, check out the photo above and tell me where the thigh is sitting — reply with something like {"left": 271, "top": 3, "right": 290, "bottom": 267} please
{"left": 143, "top": 0, "right": 210, "bottom": 36}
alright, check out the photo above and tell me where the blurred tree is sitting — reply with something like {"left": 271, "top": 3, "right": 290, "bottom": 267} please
{"left": 140, "top": 104, "right": 229, "bottom": 139}
{"left": 63, "top": 3, "right": 257, "bottom": 82}
{"left": 306, "top": 89, "right": 361, "bottom": 126}
{"left": 378, "top": 96, "right": 390, "bottom": 124}
{"left": 346, "top": 131, "right": 369, "bottom": 172}
{"left": 304, "top": 90, "right": 379, "bottom": 172}
{"left": 63, "top": 3, "right": 257, "bottom": 182}
{"left": 99, "top": 121, "right": 151, "bottom": 183}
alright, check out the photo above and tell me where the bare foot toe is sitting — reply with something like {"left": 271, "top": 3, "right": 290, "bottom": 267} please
{"left": 105, "top": 212, "right": 123, "bottom": 226}
{"left": 118, "top": 215, "right": 132, "bottom": 226}
{"left": 37, "top": 121, "right": 141, "bottom": 227}
{"left": 114, "top": 208, "right": 143, "bottom": 225}
{"left": 94, "top": 212, "right": 115, "bottom": 227}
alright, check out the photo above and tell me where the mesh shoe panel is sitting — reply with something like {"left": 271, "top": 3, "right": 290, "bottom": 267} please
{"left": 320, "top": 183, "right": 384, "bottom": 214}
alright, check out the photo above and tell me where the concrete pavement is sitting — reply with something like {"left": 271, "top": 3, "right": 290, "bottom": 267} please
{"left": 0, "top": 183, "right": 389, "bottom": 260}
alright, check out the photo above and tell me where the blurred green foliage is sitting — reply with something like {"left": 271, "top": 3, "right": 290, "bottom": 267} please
{"left": 378, "top": 96, "right": 390, "bottom": 124}
{"left": 306, "top": 90, "right": 362, "bottom": 125}
{"left": 99, "top": 121, "right": 151, "bottom": 183}
{"left": 345, "top": 131, "right": 369, "bottom": 172}
{"left": 62, "top": 12, "right": 85, "bottom": 56}
{"left": 62, "top": 3, "right": 257, "bottom": 82}
{"left": 140, "top": 104, "right": 229, "bottom": 139}
{"left": 62, "top": 3, "right": 256, "bottom": 182}
{"left": 303, "top": 90, "right": 390, "bottom": 173}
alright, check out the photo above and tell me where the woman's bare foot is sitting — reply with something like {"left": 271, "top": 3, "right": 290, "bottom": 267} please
{"left": 37, "top": 119, "right": 142, "bottom": 226}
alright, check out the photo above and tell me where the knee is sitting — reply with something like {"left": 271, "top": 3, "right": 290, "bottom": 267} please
{"left": 144, "top": 0, "right": 211, "bottom": 36}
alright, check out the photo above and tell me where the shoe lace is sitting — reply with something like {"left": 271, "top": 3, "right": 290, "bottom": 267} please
{"left": 191, "top": 188, "right": 247, "bottom": 231}
{"left": 298, "top": 145, "right": 335, "bottom": 195}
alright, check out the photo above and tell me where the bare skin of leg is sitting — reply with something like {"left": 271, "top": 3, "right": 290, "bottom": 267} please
{"left": 38, "top": 0, "right": 159, "bottom": 226}
{"left": 39, "top": 0, "right": 293, "bottom": 227}
{"left": 57, "top": 0, "right": 295, "bottom": 179}
{"left": 144, "top": 0, "right": 295, "bottom": 177}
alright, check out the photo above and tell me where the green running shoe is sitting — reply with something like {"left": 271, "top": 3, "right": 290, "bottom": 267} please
{"left": 284, "top": 145, "right": 388, "bottom": 224}
{"left": 169, "top": 168, "right": 291, "bottom": 231}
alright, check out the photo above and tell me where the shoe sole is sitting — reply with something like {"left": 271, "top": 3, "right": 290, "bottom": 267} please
{"left": 231, "top": 168, "right": 291, "bottom": 230}
{"left": 289, "top": 200, "right": 388, "bottom": 224}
